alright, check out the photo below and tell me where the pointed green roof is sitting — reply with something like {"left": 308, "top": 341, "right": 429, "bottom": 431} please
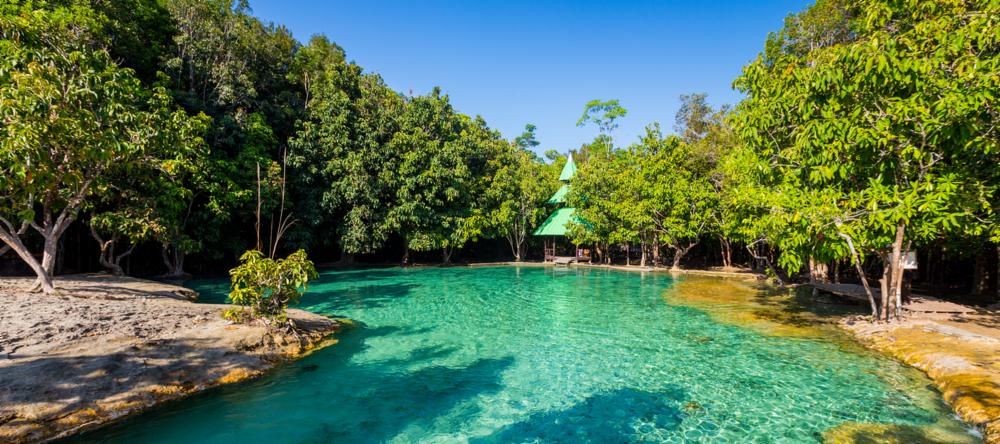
{"left": 558, "top": 155, "right": 577, "bottom": 181}
{"left": 548, "top": 184, "right": 569, "bottom": 204}
{"left": 533, "top": 207, "right": 577, "bottom": 236}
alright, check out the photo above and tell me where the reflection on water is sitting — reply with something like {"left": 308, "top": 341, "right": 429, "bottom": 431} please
{"left": 74, "top": 266, "right": 978, "bottom": 443}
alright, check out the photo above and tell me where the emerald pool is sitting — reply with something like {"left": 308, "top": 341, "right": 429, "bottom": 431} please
{"left": 74, "top": 266, "right": 977, "bottom": 443}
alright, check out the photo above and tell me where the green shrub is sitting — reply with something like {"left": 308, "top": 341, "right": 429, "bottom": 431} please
{"left": 227, "top": 249, "right": 318, "bottom": 324}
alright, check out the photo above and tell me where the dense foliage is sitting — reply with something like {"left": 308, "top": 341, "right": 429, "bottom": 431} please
{"left": 731, "top": 0, "right": 1000, "bottom": 318}
{"left": 0, "top": 0, "right": 997, "bottom": 310}
{"left": 561, "top": 0, "right": 999, "bottom": 310}
{"left": 0, "top": 0, "right": 558, "bottom": 293}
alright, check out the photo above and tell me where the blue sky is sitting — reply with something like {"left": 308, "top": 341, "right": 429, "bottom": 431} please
{"left": 248, "top": 0, "right": 809, "bottom": 154}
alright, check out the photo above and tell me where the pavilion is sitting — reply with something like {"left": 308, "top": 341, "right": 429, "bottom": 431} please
{"left": 533, "top": 154, "right": 590, "bottom": 263}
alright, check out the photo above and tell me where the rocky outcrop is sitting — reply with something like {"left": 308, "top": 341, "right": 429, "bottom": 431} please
{"left": 842, "top": 317, "right": 1000, "bottom": 443}
{"left": 0, "top": 274, "right": 345, "bottom": 443}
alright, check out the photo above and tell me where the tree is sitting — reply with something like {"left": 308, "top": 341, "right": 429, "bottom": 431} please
{"left": 640, "top": 126, "right": 717, "bottom": 270}
{"left": 576, "top": 99, "right": 628, "bottom": 135}
{"left": 287, "top": 34, "right": 345, "bottom": 108}
{"left": 674, "top": 93, "right": 714, "bottom": 144}
{"left": 733, "top": 0, "right": 1000, "bottom": 319}
{"left": 0, "top": 5, "right": 187, "bottom": 292}
{"left": 226, "top": 249, "right": 317, "bottom": 326}
{"left": 288, "top": 58, "right": 404, "bottom": 259}
{"left": 88, "top": 208, "right": 157, "bottom": 276}
{"left": 386, "top": 89, "right": 497, "bottom": 264}
{"left": 483, "top": 145, "right": 555, "bottom": 261}
{"left": 514, "top": 124, "right": 540, "bottom": 151}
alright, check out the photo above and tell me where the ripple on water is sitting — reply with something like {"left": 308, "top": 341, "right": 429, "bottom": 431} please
{"left": 75, "top": 266, "right": 979, "bottom": 443}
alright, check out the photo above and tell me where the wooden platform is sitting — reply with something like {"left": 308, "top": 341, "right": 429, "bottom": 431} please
{"left": 552, "top": 256, "right": 576, "bottom": 266}
{"left": 812, "top": 282, "right": 977, "bottom": 314}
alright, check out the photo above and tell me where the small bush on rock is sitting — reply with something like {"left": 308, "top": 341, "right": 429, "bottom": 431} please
{"left": 227, "top": 249, "right": 317, "bottom": 325}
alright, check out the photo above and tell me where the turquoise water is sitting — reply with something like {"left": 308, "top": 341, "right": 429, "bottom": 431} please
{"left": 75, "top": 266, "right": 973, "bottom": 443}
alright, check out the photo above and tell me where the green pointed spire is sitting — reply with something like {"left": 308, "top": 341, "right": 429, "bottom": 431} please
{"left": 558, "top": 155, "right": 577, "bottom": 181}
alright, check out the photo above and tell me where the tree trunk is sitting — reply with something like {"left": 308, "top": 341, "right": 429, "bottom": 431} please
{"left": 720, "top": 236, "right": 732, "bottom": 269}
{"left": 880, "top": 265, "right": 892, "bottom": 322}
{"left": 640, "top": 239, "right": 647, "bottom": 268}
{"left": 89, "top": 225, "right": 125, "bottom": 276}
{"left": 402, "top": 247, "right": 410, "bottom": 267}
{"left": 442, "top": 247, "right": 453, "bottom": 264}
{"left": 0, "top": 226, "right": 54, "bottom": 292}
{"left": 888, "top": 224, "right": 907, "bottom": 321}
{"left": 837, "top": 230, "right": 878, "bottom": 318}
{"left": 809, "top": 257, "right": 829, "bottom": 284}
{"left": 670, "top": 241, "right": 697, "bottom": 271}
{"left": 625, "top": 242, "right": 630, "bottom": 266}
{"left": 652, "top": 238, "right": 660, "bottom": 268}
{"left": 0, "top": 222, "right": 29, "bottom": 258}
{"left": 336, "top": 249, "right": 356, "bottom": 266}
{"left": 160, "top": 243, "right": 189, "bottom": 278}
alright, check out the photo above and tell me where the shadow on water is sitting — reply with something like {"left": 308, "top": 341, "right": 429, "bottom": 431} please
{"left": 301, "top": 283, "right": 421, "bottom": 312}
{"left": 749, "top": 284, "right": 867, "bottom": 328}
{"left": 70, "top": 322, "right": 514, "bottom": 444}
{"left": 470, "top": 386, "right": 687, "bottom": 443}
{"left": 311, "top": 268, "right": 409, "bottom": 284}
{"left": 293, "top": 324, "right": 515, "bottom": 443}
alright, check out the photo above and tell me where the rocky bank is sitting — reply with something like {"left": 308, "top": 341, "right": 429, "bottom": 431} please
{"left": 0, "top": 274, "right": 344, "bottom": 443}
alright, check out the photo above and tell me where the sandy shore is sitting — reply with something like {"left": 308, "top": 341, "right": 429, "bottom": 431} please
{"left": 0, "top": 274, "right": 344, "bottom": 443}
{"left": 842, "top": 311, "right": 1000, "bottom": 443}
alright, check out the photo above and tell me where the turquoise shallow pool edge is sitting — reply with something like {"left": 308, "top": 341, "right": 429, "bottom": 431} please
{"left": 73, "top": 265, "right": 978, "bottom": 443}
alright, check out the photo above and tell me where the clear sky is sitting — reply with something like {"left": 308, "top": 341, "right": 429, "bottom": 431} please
{"left": 247, "top": 0, "right": 809, "bottom": 154}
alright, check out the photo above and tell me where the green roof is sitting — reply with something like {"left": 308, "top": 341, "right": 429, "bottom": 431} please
{"left": 533, "top": 207, "right": 579, "bottom": 236}
{"left": 558, "top": 155, "right": 577, "bottom": 181}
{"left": 548, "top": 184, "right": 569, "bottom": 204}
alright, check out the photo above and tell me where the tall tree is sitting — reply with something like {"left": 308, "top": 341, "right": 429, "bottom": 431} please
{"left": 482, "top": 144, "right": 555, "bottom": 261}
{"left": 0, "top": 5, "right": 201, "bottom": 291}
{"left": 288, "top": 52, "right": 404, "bottom": 259}
{"left": 733, "top": 0, "right": 1000, "bottom": 319}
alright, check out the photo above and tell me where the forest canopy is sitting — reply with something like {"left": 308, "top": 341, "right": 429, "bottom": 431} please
{"left": 0, "top": 0, "right": 997, "bottom": 311}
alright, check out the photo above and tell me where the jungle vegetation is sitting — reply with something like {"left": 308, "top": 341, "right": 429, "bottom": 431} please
{"left": 0, "top": 0, "right": 997, "bottom": 320}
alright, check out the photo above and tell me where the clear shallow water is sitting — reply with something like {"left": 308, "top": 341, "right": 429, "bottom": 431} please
{"left": 74, "top": 266, "right": 975, "bottom": 443}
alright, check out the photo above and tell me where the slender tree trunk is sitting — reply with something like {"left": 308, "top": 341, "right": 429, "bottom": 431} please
{"left": 442, "top": 247, "right": 453, "bottom": 264}
{"left": 0, "top": 222, "right": 29, "bottom": 257}
{"left": 837, "top": 230, "right": 878, "bottom": 318}
{"left": 888, "top": 224, "right": 906, "bottom": 320}
{"left": 880, "top": 265, "right": 892, "bottom": 322}
{"left": 640, "top": 239, "right": 647, "bottom": 267}
{"left": 719, "top": 236, "right": 732, "bottom": 269}
{"left": 652, "top": 238, "right": 660, "bottom": 268}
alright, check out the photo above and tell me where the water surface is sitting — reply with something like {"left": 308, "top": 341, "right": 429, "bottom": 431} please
{"left": 75, "top": 266, "right": 976, "bottom": 443}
